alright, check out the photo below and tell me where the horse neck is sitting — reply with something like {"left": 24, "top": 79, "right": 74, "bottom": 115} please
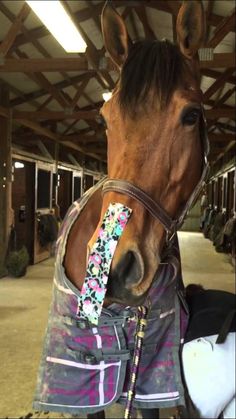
{"left": 63, "top": 188, "right": 103, "bottom": 291}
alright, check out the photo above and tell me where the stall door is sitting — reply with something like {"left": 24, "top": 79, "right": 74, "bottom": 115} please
{"left": 73, "top": 175, "right": 82, "bottom": 201}
{"left": 57, "top": 169, "right": 73, "bottom": 220}
{"left": 34, "top": 166, "right": 54, "bottom": 264}
{"left": 84, "top": 174, "right": 93, "bottom": 192}
{"left": 11, "top": 160, "right": 35, "bottom": 263}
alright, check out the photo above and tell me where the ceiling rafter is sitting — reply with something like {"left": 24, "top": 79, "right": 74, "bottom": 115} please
{"left": 128, "top": 8, "right": 139, "bottom": 41}
{"left": 86, "top": 0, "right": 102, "bottom": 32}
{"left": 207, "top": 7, "right": 236, "bottom": 48}
{"left": 213, "top": 139, "right": 236, "bottom": 164}
{"left": 203, "top": 68, "right": 235, "bottom": 102}
{"left": 0, "top": 52, "right": 234, "bottom": 73}
{"left": 205, "top": 107, "right": 235, "bottom": 120}
{"left": 0, "top": 0, "right": 97, "bottom": 136}
{"left": 0, "top": 104, "right": 104, "bottom": 162}
{"left": 37, "top": 95, "right": 53, "bottom": 111}
{"left": 205, "top": 0, "right": 215, "bottom": 42}
{"left": 10, "top": 73, "right": 93, "bottom": 107}
{"left": 216, "top": 86, "right": 236, "bottom": 106}
{"left": 14, "top": 49, "right": 70, "bottom": 108}
{"left": 70, "top": 75, "right": 91, "bottom": 110}
{"left": 0, "top": 3, "right": 30, "bottom": 56}
{"left": 8, "top": 0, "right": 234, "bottom": 52}
{"left": 134, "top": 6, "right": 156, "bottom": 40}
{"left": 64, "top": 1, "right": 115, "bottom": 91}
{"left": 208, "top": 133, "right": 235, "bottom": 143}
{"left": 215, "top": 122, "right": 236, "bottom": 133}
{"left": 12, "top": 109, "right": 98, "bottom": 120}
{"left": 202, "top": 69, "right": 236, "bottom": 85}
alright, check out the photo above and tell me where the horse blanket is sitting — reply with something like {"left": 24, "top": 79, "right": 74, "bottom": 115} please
{"left": 33, "top": 179, "right": 188, "bottom": 414}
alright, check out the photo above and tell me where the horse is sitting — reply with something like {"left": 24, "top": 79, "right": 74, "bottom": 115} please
{"left": 33, "top": 2, "right": 235, "bottom": 418}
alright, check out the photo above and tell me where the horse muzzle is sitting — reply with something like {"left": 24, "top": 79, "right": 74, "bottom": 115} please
{"left": 106, "top": 249, "right": 148, "bottom": 305}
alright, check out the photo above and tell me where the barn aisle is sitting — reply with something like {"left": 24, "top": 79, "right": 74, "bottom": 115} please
{"left": 0, "top": 232, "right": 235, "bottom": 418}
{"left": 179, "top": 232, "right": 235, "bottom": 293}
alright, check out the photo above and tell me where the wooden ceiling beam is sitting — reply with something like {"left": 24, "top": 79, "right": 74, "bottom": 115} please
{"left": 200, "top": 52, "right": 235, "bottom": 69}
{"left": 33, "top": 72, "right": 70, "bottom": 108}
{"left": 0, "top": 77, "right": 26, "bottom": 101}
{"left": 70, "top": 75, "right": 90, "bottom": 110}
{"left": 13, "top": 109, "right": 99, "bottom": 120}
{"left": 60, "top": 140, "right": 106, "bottom": 162}
{"left": 205, "top": 0, "right": 215, "bottom": 42}
{"left": 64, "top": 1, "right": 114, "bottom": 91}
{"left": 203, "top": 68, "right": 235, "bottom": 101}
{"left": 10, "top": 73, "right": 92, "bottom": 107}
{"left": 86, "top": 1, "right": 103, "bottom": 32}
{"left": 37, "top": 95, "right": 53, "bottom": 111}
{"left": 0, "top": 2, "right": 93, "bottom": 121}
{"left": 62, "top": 120, "right": 80, "bottom": 136}
{"left": 208, "top": 133, "right": 235, "bottom": 143}
{"left": 10, "top": 26, "right": 48, "bottom": 51}
{"left": 134, "top": 6, "right": 156, "bottom": 40}
{"left": 127, "top": 9, "right": 139, "bottom": 41}
{"left": 207, "top": 7, "right": 236, "bottom": 48}
{"left": 214, "top": 122, "right": 236, "bottom": 133}
{"left": 215, "top": 86, "right": 236, "bottom": 107}
{"left": 0, "top": 3, "right": 30, "bottom": 56}
{"left": 212, "top": 140, "right": 236, "bottom": 164}
{"left": 0, "top": 56, "right": 89, "bottom": 72}
{"left": 205, "top": 107, "right": 235, "bottom": 119}
{"left": 201, "top": 69, "right": 236, "bottom": 85}
{"left": 6, "top": 0, "right": 235, "bottom": 53}
{"left": 0, "top": 52, "right": 234, "bottom": 74}
{"left": 62, "top": 133, "right": 102, "bottom": 143}
{"left": 14, "top": 49, "right": 70, "bottom": 108}
{"left": 7, "top": 2, "right": 103, "bottom": 52}
{"left": 12, "top": 115, "right": 105, "bottom": 161}
{"left": 14, "top": 117, "right": 59, "bottom": 142}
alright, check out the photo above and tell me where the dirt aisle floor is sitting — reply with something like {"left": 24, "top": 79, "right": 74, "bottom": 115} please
{"left": 0, "top": 232, "right": 235, "bottom": 418}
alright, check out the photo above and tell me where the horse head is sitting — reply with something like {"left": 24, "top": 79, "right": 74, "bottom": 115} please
{"left": 89, "top": 1, "right": 208, "bottom": 306}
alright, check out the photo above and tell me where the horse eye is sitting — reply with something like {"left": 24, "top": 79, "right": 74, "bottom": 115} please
{"left": 182, "top": 108, "right": 201, "bottom": 126}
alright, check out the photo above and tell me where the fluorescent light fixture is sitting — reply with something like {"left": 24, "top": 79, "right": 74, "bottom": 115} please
{"left": 14, "top": 162, "right": 24, "bottom": 169}
{"left": 26, "top": 1, "right": 87, "bottom": 53}
{"left": 102, "top": 91, "right": 112, "bottom": 102}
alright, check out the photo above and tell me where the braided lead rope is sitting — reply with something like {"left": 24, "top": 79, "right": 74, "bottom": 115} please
{"left": 124, "top": 306, "right": 148, "bottom": 419}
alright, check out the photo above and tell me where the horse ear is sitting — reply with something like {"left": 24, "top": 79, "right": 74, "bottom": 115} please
{"left": 101, "top": 1, "right": 131, "bottom": 68}
{"left": 176, "top": 0, "right": 205, "bottom": 59}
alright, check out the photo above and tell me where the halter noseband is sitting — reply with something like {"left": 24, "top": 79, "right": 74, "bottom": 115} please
{"left": 102, "top": 113, "right": 210, "bottom": 243}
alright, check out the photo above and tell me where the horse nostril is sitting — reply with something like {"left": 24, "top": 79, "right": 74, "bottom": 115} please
{"left": 116, "top": 250, "right": 142, "bottom": 287}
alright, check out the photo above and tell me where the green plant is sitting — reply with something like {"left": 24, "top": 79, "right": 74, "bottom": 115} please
{"left": 6, "top": 246, "right": 29, "bottom": 278}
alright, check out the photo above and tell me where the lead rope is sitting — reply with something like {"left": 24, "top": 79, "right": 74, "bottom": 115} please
{"left": 124, "top": 306, "right": 148, "bottom": 419}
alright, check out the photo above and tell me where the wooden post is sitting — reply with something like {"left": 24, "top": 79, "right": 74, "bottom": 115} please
{"left": 0, "top": 83, "right": 12, "bottom": 276}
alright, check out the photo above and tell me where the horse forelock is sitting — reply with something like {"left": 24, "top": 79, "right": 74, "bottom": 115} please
{"left": 118, "top": 39, "right": 187, "bottom": 114}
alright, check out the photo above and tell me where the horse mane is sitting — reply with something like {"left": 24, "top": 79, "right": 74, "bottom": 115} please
{"left": 119, "top": 39, "right": 186, "bottom": 114}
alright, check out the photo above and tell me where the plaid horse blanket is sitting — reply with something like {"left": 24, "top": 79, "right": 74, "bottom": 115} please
{"left": 33, "top": 179, "right": 188, "bottom": 415}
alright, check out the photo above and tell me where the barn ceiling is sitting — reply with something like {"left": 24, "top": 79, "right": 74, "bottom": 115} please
{"left": 0, "top": 0, "right": 235, "bottom": 171}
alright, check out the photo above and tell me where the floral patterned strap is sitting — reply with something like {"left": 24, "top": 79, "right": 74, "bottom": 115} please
{"left": 77, "top": 203, "right": 132, "bottom": 325}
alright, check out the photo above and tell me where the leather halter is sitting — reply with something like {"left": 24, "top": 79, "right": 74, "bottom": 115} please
{"left": 102, "top": 113, "right": 210, "bottom": 243}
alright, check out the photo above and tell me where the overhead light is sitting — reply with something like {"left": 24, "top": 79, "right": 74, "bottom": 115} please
{"left": 14, "top": 162, "right": 24, "bottom": 169}
{"left": 26, "top": 1, "right": 87, "bottom": 53}
{"left": 102, "top": 91, "right": 112, "bottom": 102}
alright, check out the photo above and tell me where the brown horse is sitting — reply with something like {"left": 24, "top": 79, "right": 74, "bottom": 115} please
{"left": 33, "top": 3, "right": 236, "bottom": 419}
{"left": 64, "top": 0, "right": 207, "bottom": 307}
